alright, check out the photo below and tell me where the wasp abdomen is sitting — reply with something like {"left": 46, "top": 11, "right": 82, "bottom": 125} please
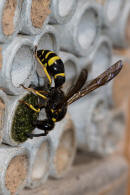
{"left": 36, "top": 50, "right": 65, "bottom": 88}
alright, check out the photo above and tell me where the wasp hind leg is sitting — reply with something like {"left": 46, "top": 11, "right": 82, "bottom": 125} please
{"left": 19, "top": 100, "right": 41, "bottom": 113}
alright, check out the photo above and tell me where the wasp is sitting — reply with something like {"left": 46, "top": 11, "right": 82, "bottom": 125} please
{"left": 20, "top": 50, "right": 123, "bottom": 139}
{"left": 34, "top": 46, "right": 65, "bottom": 88}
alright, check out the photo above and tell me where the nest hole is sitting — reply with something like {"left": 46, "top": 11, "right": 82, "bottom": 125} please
{"left": 58, "top": 0, "right": 75, "bottom": 17}
{"left": 2, "top": 0, "right": 17, "bottom": 35}
{"left": 37, "top": 32, "right": 57, "bottom": 51}
{"left": 31, "top": 141, "right": 50, "bottom": 181}
{"left": 106, "top": 0, "right": 123, "bottom": 23}
{"left": 54, "top": 127, "right": 76, "bottom": 175}
{"left": 31, "top": 0, "right": 51, "bottom": 28}
{"left": 11, "top": 45, "right": 34, "bottom": 87}
{"left": 5, "top": 155, "right": 28, "bottom": 194}
{"left": 77, "top": 8, "right": 98, "bottom": 51}
{"left": 92, "top": 42, "right": 111, "bottom": 76}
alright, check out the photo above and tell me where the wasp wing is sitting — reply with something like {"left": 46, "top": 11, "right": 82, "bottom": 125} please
{"left": 56, "top": 68, "right": 88, "bottom": 109}
{"left": 65, "top": 68, "right": 88, "bottom": 101}
{"left": 67, "top": 60, "right": 123, "bottom": 105}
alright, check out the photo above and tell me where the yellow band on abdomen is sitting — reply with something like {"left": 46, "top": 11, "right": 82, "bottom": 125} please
{"left": 54, "top": 73, "right": 65, "bottom": 79}
{"left": 45, "top": 51, "right": 54, "bottom": 59}
{"left": 48, "top": 56, "right": 60, "bottom": 66}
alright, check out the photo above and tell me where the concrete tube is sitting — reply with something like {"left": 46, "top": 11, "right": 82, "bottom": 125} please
{"left": 57, "top": 0, "right": 102, "bottom": 56}
{"left": 89, "top": 35, "right": 112, "bottom": 101}
{"left": 20, "top": 0, "right": 50, "bottom": 35}
{"left": 49, "top": 114, "right": 76, "bottom": 178}
{"left": 104, "top": 0, "right": 130, "bottom": 48}
{"left": 0, "top": 0, "right": 22, "bottom": 43}
{"left": 69, "top": 94, "right": 124, "bottom": 156}
{"left": 0, "top": 145, "right": 29, "bottom": 195}
{"left": 2, "top": 91, "right": 40, "bottom": 146}
{"left": 0, "top": 36, "right": 35, "bottom": 95}
{"left": 49, "top": 0, "right": 77, "bottom": 24}
{"left": 22, "top": 136, "right": 52, "bottom": 188}
{"left": 104, "top": 0, "right": 125, "bottom": 25}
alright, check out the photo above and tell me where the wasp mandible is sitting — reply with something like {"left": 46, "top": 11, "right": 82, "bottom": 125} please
{"left": 20, "top": 47, "right": 123, "bottom": 139}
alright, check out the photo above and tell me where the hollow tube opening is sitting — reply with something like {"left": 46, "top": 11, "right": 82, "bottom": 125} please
{"left": 64, "top": 60, "right": 77, "bottom": 81}
{"left": 31, "top": 141, "right": 50, "bottom": 181}
{"left": 106, "top": 0, "right": 123, "bottom": 23}
{"left": 58, "top": 0, "right": 75, "bottom": 17}
{"left": 11, "top": 45, "right": 34, "bottom": 87}
{"left": 54, "top": 128, "right": 75, "bottom": 175}
{"left": 77, "top": 9, "right": 98, "bottom": 51}
{"left": 92, "top": 42, "right": 111, "bottom": 77}
{"left": 37, "top": 32, "right": 57, "bottom": 51}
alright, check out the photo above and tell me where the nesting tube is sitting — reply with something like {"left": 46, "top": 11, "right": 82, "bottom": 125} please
{"left": 0, "top": 145, "right": 29, "bottom": 195}
{"left": 59, "top": 51, "right": 79, "bottom": 93}
{"left": 69, "top": 94, "right": 124, "bottom": 156}
{"left": 21, "top": 0, "right": 50, "bottom": 35}
{"left": 104, "top": 0, "right": 130, "bottom": 48}
{"left": 0, "top": 36, "right": 35, "bottom": 95}
{"left": 49, "top": 0, "right": 77, "bottom": 24}
{"left": 59, "top": 51, "right": 79, "bottom": 81}
{"left": 89, "top": 35, "right": 112, "bottom": 101}
{"left": 49, "top": 114, "right": 76, "bottom": 178}
{"left": 104, "top": 0, "right": 125, "bottom": 25}
{"left": 2, "top": 91, "right": 40, "bottom": 146}
{"left": 22, "top": 136, "right": 52, "bottom": 188}
{"left": 90, "top": 35, "right": 112, "bottom": 77}
{"left": 0, "top": 0, "right": 22, "bottom": 43}
{"left": 57, "top": 0, "right": 101, "bottom": 57}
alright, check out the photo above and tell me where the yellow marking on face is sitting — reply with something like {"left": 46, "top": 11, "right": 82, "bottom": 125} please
{"left": 36, "top": 56, "right": 52, "bottom": 85}
{"left": 54, "top": 73, "right": 65, "bottom": 79}
{"left": 48, "top": 56, "right": 60, "bottom": 66}
{"left": 45, "top": 51, "right": 54, "bottom": 59}
{"left": 52, "top": 117, "right": 56, "bottom": 122}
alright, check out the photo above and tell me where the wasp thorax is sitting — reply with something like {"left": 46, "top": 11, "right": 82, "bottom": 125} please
{"left": 46, "top": 87, "right": 67, "bottom": 122}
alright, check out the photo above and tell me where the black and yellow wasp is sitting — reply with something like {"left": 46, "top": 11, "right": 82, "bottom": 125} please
{"left": 20, "top": 47, "right": 123, "bottom": 139}
{"left": 34, "top": 46, "right": 65, "bottom": 88}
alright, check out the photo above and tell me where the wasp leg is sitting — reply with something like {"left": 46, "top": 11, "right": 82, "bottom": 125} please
{"left": 19, "top": 100, "right": 40, "bottom": 113}
{"left": 21, "top": 85, "right": 47, "bottom": 100}
{"left": 26, "top": 131, "right": 48, "bottom": 139}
